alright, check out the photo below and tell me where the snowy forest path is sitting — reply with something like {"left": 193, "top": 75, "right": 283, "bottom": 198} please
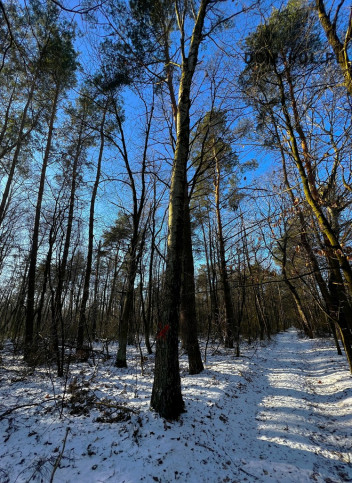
{"left": 223, "top": 329, "right": 352, "bottom": 481}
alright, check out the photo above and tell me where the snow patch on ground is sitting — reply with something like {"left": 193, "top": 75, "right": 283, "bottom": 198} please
{"left": 0, "top": 329, "right": 351, "bottom": 482}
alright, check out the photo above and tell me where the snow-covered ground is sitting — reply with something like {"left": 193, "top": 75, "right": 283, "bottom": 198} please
{"left": 0, "top": 329, "right": 351, "bottom": 482}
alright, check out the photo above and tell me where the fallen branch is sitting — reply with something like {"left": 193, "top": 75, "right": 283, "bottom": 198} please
{"left": 49, "top": 427, "right": 70, "bottom": 483}
{"left": 0, "top": 397, "right": 57, "bottom": 421}
{"left": 239, "top": 467, "right": 260, "bottom": 480}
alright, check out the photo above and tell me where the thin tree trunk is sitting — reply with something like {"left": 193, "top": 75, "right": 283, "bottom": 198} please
{"left": 113, "top": 98, "right": 150, "bottom": 368}
{"left": 285, "top": 278, "right": 314, "bottom": 338}
{"left": 214, "top": 152, "right": 235, "bottom": 348}
{"left": 52, "top": 121, "right": 82, "bottom": 375}
{"left": 200, "top": 214, "right": 218, "bottom": 337}
{"left": 145, "top": 200, "right": 156, "bottom": 355}
{"left": 77, "top": 106, "right": 107, "bottom": 352}
{"left": 0, "top": 80, "right": 37, "bottom": 227}
{"left": 106, "top": 252, "right": 120, "bottom": 324}
{"left": 24, "top": 87, "right": 59, "bottom": 360}
{"left": 36, "top": 212, "right": 56, "bottom": 336}
{"left": 91, "top": 240, "right": 102, "bottom": 340}
{"left": 279, "top": 233, "right": 314, "bottom": 339}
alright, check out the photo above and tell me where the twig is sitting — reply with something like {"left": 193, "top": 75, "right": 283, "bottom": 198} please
{"left": 49, "top": 427, "right": 70, "bottom": 483}
{"left": 239, "top": 467, "right": 260, "bottom": 480}
{"left": 0, "top": 398, "right": 57, "bottom": 421}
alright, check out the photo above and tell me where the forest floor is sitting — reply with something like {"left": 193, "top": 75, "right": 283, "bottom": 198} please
{"left": 0, "top": 329, "right": 351, "bottom": 483}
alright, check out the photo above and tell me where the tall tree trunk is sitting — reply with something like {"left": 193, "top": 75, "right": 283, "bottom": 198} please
{"left": 36, "top": 211, "right": 56, "bottom": 336}
{"left": 24, "top": 87, "right": 59, "bottom": 360}
{"left": 151, "top": 0, "right": 211, "bottom": 419}
{"left": 234, "top": 265, "right": 246, "bottom": 357}
{"left": 77, "top": 106, "right": 107, "bottom": 352}
{"left": 200, "top": 214, "right": 219, "bottom": 337}
{"left": 279, "top": 123, "right": 342, "bottom": 351}
{"left": 214, "top": 152, "right": 235, "bottom": 348}
{"left": 112, "top": 99, "right": 150, "bottom": 368}
{"left": 52, "top": 121, "right": 82, "bottom": 376}
{"left": 284, "top": 75, "right": 352, "bottom": 363}
{"left": 106, "top": 252, "right": 120, "bottom": 325}
{"left": 145, "top": 195, "right": 157, "bottom": 355}
{"left": 179, "top": 199, "right": 204, "bottom": 374}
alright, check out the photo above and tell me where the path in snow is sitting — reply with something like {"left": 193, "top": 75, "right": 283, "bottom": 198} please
{"left": 221, "top": 329, "right": 352, "bottom": 482}
{"left": 0, "top": 329, "right": 351, "bottom": 483}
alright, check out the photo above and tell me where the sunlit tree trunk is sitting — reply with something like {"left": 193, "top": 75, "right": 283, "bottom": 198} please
{"left": 277, "top": 67, "right": 352, "bottom": 296}
{"left": 151, "top": 0, "right": 211, "bottom": 419}
{"left": 315, "top": 0, "right": 352, "bottom": 96}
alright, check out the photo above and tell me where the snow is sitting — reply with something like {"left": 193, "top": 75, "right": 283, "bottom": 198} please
{"left": 0, "top": 329, "right": 351, "bottom": 482}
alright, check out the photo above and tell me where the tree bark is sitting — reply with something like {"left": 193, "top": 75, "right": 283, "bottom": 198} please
{"left": 151, "top": 0, "right": 211, "bottom": 419}
{"left": 315, "top": 0, "right": 352, "bottom": 96}
{"left": 115, "top": 244, "right": 139, "bottom": 367}
{"left": 180, "top": 199, "right": 204, "bottom": 374}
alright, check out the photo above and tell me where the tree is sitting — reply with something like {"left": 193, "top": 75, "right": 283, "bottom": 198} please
{"left": 109, "top": 95, "right": 151, "bottom": 369}
{"left": 190, "top": 109, "right": 254, "bottom": 348}
{"left": 315, "top": 0, "right": 352, "bottom": 96}
{"left": 241, "top": 0, "right": 352, "bottom": 370}
{"left": 76, "top": 94, "right": 109, "bottom": 354}
{"left": 51, "top": 91, "right": 96, "bottom": 375}
{"left": 25, "top": 11, "right": 77, "bottom": 360}
{"left": 151, "top": 0, "right": 213, "bottom": 419}
{"left": 179, "top": 198, "right": 204, "bottom": 373}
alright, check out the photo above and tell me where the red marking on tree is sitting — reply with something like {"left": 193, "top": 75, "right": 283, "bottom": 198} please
{"left": 157, "top": 324, "right": 170, "bottom": 340}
